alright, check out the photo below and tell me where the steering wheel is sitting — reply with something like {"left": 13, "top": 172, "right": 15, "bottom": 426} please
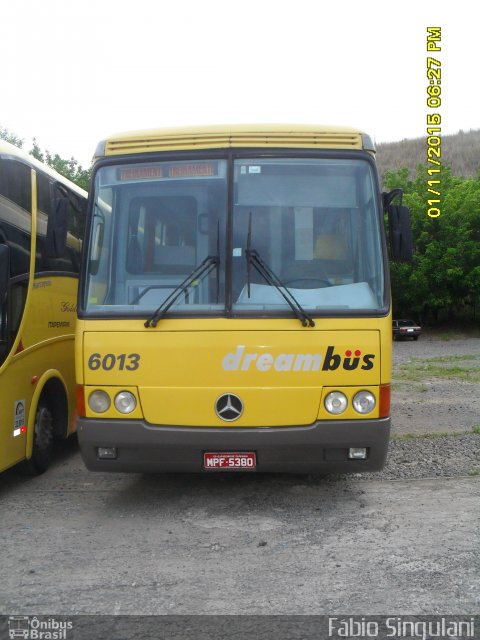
{"left": 284, "top": 278, "right": 332, "bottom": 289}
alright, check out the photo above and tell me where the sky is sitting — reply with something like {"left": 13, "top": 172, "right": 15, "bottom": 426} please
{"left": 1, "top": 0, "right": 478, "bottom": 168}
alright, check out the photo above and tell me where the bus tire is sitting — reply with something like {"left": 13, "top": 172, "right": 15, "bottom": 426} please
{"left": 22, "top": 404, "right": 54, "bottom": 475}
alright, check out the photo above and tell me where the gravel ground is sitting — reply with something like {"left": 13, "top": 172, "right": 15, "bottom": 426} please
{"left": 0, "top": 335, "right": 479, "bottom": 620}
{"left": 391, "top": 333, "right": 480, "bottom": 436}
{"left": 351, "top": 433, "right": 480, "bottom": 481}
{"left": 360, "top": 333, "right": 480, "bottom": 481}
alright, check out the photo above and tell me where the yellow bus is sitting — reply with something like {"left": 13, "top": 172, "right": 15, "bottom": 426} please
{"left": 0, "top": 140, "right": 87, "bottom": 474}
{"left": 76, "top": 125, "right": 412, "bottom": 473}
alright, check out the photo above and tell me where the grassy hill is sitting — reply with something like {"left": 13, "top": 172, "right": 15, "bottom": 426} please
{"left": 376, "top": 129, "right": 480, "bottom": 185}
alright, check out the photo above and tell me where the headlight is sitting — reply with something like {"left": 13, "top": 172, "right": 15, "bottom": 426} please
{"left": 114, "top": 391, "right": 137, "bottom": 414}
{"left": 324, "top": 391, "right": 348, "bottom": 415}
{"left": 353, "top": 390, "right": 376, "bottom": 414}
{"left": 88, "top": 390, "right": 111, "bottom": 413}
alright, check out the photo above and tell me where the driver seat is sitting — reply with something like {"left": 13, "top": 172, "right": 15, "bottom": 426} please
{"left": 314, "top": 234, "right": 352, "bottom": 279}
{"left": 281, "top": 234, "right": 352, "bottom": 285}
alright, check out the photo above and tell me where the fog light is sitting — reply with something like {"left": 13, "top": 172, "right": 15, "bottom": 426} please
{"left": 353, "top": 390, "right": 376, "bottom": 414}
{"left": 348, "top": 447, "right": 368, "bottom": 460}
{"left": 97, "top": 447, "right": 117, "bottom": 459}
{"left": 324, "top": 391, "right": 348, "bottom": 415}
{"left": 114, "top": 391, "right": 137, "bottom": 414}
{"left": 88, "top": 390, "right": 111, "bottom": 413}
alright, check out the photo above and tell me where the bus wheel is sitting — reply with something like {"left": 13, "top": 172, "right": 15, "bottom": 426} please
{"left": 22, "top": 404, "right": 54, "bottom": 475}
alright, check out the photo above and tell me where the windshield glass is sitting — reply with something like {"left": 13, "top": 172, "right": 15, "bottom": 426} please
{"left": 84, "top": 160, "right": 227, "bottom": 314}
{"left": 232, "top": 158, "right": 384, "bottom": 312}
{"left": 83, "top": 156, "right": 385, "bottom": 316}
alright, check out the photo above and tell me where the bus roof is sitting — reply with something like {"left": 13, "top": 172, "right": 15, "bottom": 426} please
{"left": 94, "top": 124, "right": 375, "bottom": 159}
{"left": 0, "top": 139, "right": 87, "bottom": 198}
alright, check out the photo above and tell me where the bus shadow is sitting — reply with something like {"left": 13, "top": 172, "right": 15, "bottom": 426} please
{"left": 0, "top": 433, "right": 80, "bottom": 494}
{"left": 102, "top": 470, "right": 340, "bottom": 514}
{"left": 50, "top": 432, "right": 81, "bottom": 469}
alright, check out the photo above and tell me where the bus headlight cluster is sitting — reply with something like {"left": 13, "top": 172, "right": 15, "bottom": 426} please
{"left": 88, "top": 390, "right": 137, "bottom": 414}
{"left": 324, "top": 391, "right": 348, "bottom": 415}
{"left": 352, "top": 390, "right": 376, "bottom": 414}
{"left": 88, "top": 390, "right": 110, "bottom": 413}
{"left": 114, "top": 391, "right": 137, "bottom": 414}
{"left": 324, "top": 390, "right": 376, "bottom": 415}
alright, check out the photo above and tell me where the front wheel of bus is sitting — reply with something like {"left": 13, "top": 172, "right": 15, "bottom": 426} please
{"left": 23, "top": 404, "right": 54, "bottom": 475}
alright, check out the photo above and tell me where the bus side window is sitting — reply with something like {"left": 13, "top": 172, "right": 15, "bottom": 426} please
{"left": 35, "top": 172, "right": 51, "bottom": 272}
{"left": 0, "top": 160, "right": 31, "bottom": 277}
{"left": 36, "top": 174, "right": 85, "bottom": 275}
{"left": 0, "top": 159, "right": 31, "bottom": 364}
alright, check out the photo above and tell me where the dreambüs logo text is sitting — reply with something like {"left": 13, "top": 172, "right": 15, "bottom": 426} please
{"left": 223, "top": 345, "right": 375, "bottom": 373}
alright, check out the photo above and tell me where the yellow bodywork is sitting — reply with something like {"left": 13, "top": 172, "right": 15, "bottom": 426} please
{"left": 0, "top": 278, "right": 78, "bottom": 472}
{"left": 96, "top": 124, "right": 371, "bottom": 157}
{"left": 77, "top": 315, "right": 391, "bottom": 428}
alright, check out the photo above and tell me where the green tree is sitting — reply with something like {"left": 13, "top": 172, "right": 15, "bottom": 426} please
{"left": 0, "top": 126, "right": 24, "bottom": 148}
{"left": 30, "top": 138, "right": 90, "bottom": 191}
{"left": 1, "top": 126, "right": 90, "bottom": 190}
{"left": 385, "top": 165, "right": 480, "bottom": 323}
{"left": 30, "top": 138, "right": 45, "bottom": 162}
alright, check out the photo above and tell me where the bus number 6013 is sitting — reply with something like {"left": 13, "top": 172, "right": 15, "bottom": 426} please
{"left": 87, "top": 353, "right": 141, "bottom": 371}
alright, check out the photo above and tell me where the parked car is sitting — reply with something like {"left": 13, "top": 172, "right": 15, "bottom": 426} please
{"left": 392, "top": 319, "right": 422, "bottom": 341}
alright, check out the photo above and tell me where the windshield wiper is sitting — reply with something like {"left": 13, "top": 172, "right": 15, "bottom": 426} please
{"left": 245, "top": 213, "right": 315, "bottom": 327}
{"left": 145, "top": 255, "right": 219, "bottom": 328}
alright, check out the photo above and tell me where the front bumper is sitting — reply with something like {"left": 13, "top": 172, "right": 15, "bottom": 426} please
{"left": 77, "top": 417, "right": 391, "bottom": 474}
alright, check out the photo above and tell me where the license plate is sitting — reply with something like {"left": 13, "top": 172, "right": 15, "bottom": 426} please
{"left": 407, "top": 328, "right": 414, "bottom": 332}
{"left": 203, "top": 452, "right": 256, "bottom": 470}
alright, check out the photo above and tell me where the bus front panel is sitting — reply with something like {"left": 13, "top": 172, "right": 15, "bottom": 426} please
{"left": 77, "top": 147, "right": 391, "bottom": 473}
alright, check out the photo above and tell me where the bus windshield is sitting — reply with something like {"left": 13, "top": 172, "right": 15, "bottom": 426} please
{"left": 83, "top": 156, "right": 386, "bottom": 317}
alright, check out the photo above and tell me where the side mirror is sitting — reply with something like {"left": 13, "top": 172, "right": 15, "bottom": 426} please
{"left": 0, "top": 243, "right": 9, "bottom": 301}
{"left": 383, "top": 190, "right": 413, "bottom": 262}
{"left": 46, "top": 196, "right": 69, "bottom": 258}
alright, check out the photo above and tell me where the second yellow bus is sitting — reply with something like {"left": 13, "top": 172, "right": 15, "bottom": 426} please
{"left": 0, "top": 140, "right": 86, "bottom": 474}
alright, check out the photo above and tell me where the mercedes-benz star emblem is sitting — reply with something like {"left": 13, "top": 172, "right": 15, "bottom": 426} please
{"left": 215, "top": 394, "right": 244, "bottom": 422}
